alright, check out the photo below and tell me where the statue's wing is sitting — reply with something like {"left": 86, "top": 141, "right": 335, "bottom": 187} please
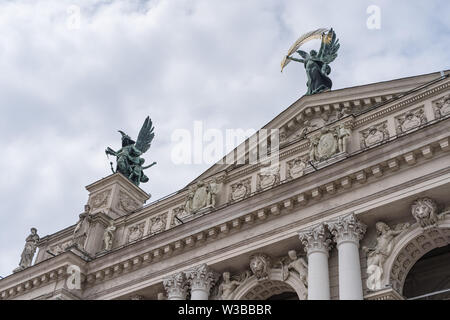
{"left": 318, "top": 28, "right": 340, "bottom": 64}
{"left": 280, "top": 28, "right": 328, "bottom": 72}
{"left": 135, "top": 116, "right": 155, "bottom": 154}
{"left": 296, "top": 50, "right": 309, "bottom": 60}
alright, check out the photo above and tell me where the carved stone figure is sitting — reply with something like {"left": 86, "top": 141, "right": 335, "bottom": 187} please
{"left": 280, "top": 250, "right": 308, "bottom": 289}
{"left": 105, "top": 116, "right": 157, "bottom": 186}
{"left": 73, "top": 212, "right": 91, "bottom": 250}
{"left": 287, "top": 157, "right": 307, "bottom": 179}
{"left": 250, "top": 253, "right": 271, "bottom": 281}
{"left": 103, "top": 222, "right": 116, "bottom": 251}
{"left": 309, "top": 127, "right": 339, "bottom": 162}
{"left": 282, "top": 28, "right": 340, "bottom": 95}
{"left": 149, "top": 214, "right": 167, "bottom": 235}
{"left": 337, "top": 123, "right": 352, "bottom": 153}
{"left": 90, "top": 189, "right": 111, "bottom": 210}
{"left": 362, "top": 221, "right": 410, "bottom": 291}
{"left": 257, "top": 165, "right": 279, "bottom": 190}
{"left": 127, "top": 223, "right": 145, "bottom": 243}
{"left": 217, "top": 271, "right": 250, "bottom": 300}
{"left": 434, "top": 95, "right": 450, "bottom": 119}
{"left": 13, "top": 228, "right": 40, "bottom": 273}
{"left": 171, "top": 206, "right": 191, "bottom": 227}
{"left": 396, "top": 109, "right": 427, "bottom": 134}
{"left": 184, "top": 179, "right": 220, "bottom": 214}
{"left": 411, "top": 197, "right": 444, "bottom": 229}
{"left": 230, "top": 178, "right": 251, "bottom": 201}
{"left": 360, "top": 123, "right": 389, "bottom": 148}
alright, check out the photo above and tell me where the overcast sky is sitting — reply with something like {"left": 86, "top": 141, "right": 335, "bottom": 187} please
{"left": 0, "top": 0, "right": 449, "bottom": 278}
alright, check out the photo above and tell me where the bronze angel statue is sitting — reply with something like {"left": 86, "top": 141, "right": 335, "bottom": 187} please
{"left": 281, "top": 28, "right": 340, "bottom": 95}
{"left": 105, "top": 116, "right": 156, "bottom": 186}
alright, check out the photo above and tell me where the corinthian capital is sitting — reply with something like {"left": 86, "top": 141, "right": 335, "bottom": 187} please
{"left": 327, "top": 212, "right": 366, "bottom": 246}
{"left": 298, "top": 223, "right": 332, "bottom": 255}
{"left": 186, "top": 263, "right": 219, "bottom": 292}
{"left": 163, "top": 272, "right": 188, "bottom": 299}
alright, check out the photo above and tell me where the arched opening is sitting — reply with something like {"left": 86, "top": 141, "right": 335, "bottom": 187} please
{"left": 231, "top": 268, "right": 307, "bottom": 300}
{"left": 241, "top": 280, "right": 298, "bottom": 300}
{"left": 403, "top": 244, "right": 450, "bottom": 300}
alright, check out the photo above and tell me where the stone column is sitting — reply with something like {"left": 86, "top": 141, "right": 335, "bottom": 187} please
{"left": 299, "top": 223, "right": 332, "bottom": 300}
{"left": 186, "top": 264, "right": 218, "bottom": 300}
{"left": 328, "top": 213, "right": 366, "bottom": 300}
{"left": 163, "top": 272, "right": 188, "bottom": 300}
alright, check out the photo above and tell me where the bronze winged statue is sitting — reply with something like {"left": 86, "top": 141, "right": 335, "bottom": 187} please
{"left": 105, "top": 116, "right": 156, "bottom": 187}
{"left": 282, "top": 28, "right": 340, "bottom": 95}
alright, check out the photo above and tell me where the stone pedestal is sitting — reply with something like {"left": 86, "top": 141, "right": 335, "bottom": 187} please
{"left": 85, "top": 173, "right": 150, "bottom": 219}
{"left": 299, "top": 223, "right": 332, "bottom": 300}
{"left": 328, "top": 213, "right": 366, "bottom": 300}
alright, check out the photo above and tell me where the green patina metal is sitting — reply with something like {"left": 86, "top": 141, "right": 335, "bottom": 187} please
{"left": 105, "top": 116, "right": 156, "bottom": 187}
{"left": 286, "top": 28, "right": 340, "bottom": 95}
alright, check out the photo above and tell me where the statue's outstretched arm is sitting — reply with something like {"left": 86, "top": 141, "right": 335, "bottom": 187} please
{"left": 105, "top": 147, "right": 117, "bottom": 156}
{"left": 286, "top": 56, "right": 304, "bottom": 63}
{"left": 142, "top": 161, "right": 157, "bottom": 169}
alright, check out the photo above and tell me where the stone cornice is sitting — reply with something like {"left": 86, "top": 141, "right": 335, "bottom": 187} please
{"left": 0, "top": 251, "right": 86, "bottom": 300}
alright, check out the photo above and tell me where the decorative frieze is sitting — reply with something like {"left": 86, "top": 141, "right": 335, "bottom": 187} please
{"left": 90, "top": 189, "right": 111, "bottom": 210}
{"left": 359, "top": 121, "right": 389, "bottom": 149}
{"left": 148, "top": 213, "right": 167, "bottom": 235}
{"left": 395, "top": 107, "right": 427, "bottom": 134}
{"left": 257, "top": 165, "right": 280, "bottom": 191}
{"left": 229, "top": 177, "right": 252, "bottom": 201}
{"left": 433, "top": 94, "right": 450, "bottom": 119}
{"left": 116, "top": 191, "right": 140, "bottom": 213}
{"left": 126, "top": 222, "right": 145, "bottom": 243}
{"left": 184, "top": 179, "right": 220, "bottom": 214}
{"left": 286, "top": 156, "right": 308, "bottom": 180}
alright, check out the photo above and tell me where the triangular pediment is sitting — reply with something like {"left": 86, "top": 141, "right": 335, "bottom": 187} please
{"left": 187, "top": 70, "right": 447, "bottom": 186}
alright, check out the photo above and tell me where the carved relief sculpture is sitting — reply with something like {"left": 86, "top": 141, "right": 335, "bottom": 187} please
{"left": 117, "top": 191, "right": 140, "bottom": 213}
{"left": 411, "top": 197, "right": 445, "bottom": 229}
{"left": 287, "top": 157, "right": 307, "bottom": 180}
{"left": 217, "top": 271, "right": 251, "bottom": 300}
{"left": 309, "top": 126, "right": 343, "bottom": 162}
{"left": 171, "top": 206, "right": 191, "bottom": 227}
{"left": 288, "top": 120, "right": 318, "bottom": 142}
{"left": 148, "top": 213, "right": 167, "bottom": 235}
{"left": 362, "top": 221, "right": 410, "bottom": 291}
{"left": 90, "top": 189, "right": 111, "bottom": 210}
{"left": 337, "top": 122, "right": 352, "bottom": 153}
{"left": 395, "top": 108, "right": 427, "bottom": 134}
{"left": 257, "top": 165, "right": 280, "bottom": 190}
{"left": 184, "top": 178, "right": 220, "bottom": 214}
{"left": 230, "top": 178, "right": 252, "bottom": 201}
{"left": 249, "top": 253, "right": 272, "bottom": 281}
{"left": 72, "top": 211, "right": 92, "bottom": 250}
{"left": 280, "top": 250, "right": 308, "bottom": 289}
{"left": 433, "top": 95, "right": 450, "bottom": 119}
{"left": 360, "top": 122, "right": 389, "bottom": 149}
{"left": 127, "top": 222, "right": 145, "bottom": 243}
{"left": 103, "top": 221, "right": 116, "bottom": 251}
{"left": 13, "top": 228, "right": 40, "bottom": 273}
{"left": 50, "top": 239, "right": 73, "bottom": 256}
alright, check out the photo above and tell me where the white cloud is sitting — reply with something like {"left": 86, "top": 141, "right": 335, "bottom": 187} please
{"left": 0, "top": 0, "right": 449, "bottom": 277}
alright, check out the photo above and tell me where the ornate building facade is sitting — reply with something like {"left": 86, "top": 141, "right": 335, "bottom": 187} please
{"left": 1, "top": 70, "right": 450, "bottom": 300}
